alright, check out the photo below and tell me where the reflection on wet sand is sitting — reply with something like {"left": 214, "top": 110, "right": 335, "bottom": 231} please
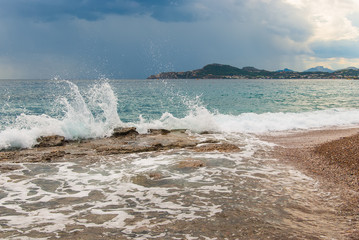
{"left": 0, "top": 128, "right": 358, "bottom": 239}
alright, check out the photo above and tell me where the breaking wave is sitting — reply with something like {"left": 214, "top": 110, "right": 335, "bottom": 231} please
{"left": 0, "top": 81, "right": 123, "bottom": 149}
{"left": 1, "top": 80, "right": 359, "bottom": 150}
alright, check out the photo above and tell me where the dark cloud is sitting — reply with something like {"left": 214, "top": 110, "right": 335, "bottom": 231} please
{"left": 0, "top": 0, "right": 315, "bottom": 79}
{"left": 0, "top": 0, "right": 194, "bottom": 22}
{"left": 0, "top": 0, "right": 357, "bottom": 79}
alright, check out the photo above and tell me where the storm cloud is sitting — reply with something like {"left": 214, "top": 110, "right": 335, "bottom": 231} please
{"left": 0, "top": 0, "right": 358, "bottom": 79}
{"left": 0, "top": 0, "right": 195, "bottom": 22}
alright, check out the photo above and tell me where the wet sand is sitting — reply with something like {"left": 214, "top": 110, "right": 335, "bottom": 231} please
{"left": 261, "top": 127, "right": 359, "bottom": 239}
{"left": 1, "top": 127, "right": 359, "bottom": 239}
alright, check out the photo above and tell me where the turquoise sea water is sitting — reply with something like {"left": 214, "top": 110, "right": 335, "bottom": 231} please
{"left": 1, "top": 78, "right": 359, "bottom": 149}
{"left": 1, "top": 79, "right": 359, "bottom": 239}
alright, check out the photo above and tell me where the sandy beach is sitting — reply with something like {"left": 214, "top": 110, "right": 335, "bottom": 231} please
{"left": 262, "top": 127, "right": 359, "bottom": 239}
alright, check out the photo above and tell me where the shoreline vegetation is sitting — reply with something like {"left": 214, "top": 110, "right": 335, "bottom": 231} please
{"left": 147, "top": 63, "right": 359, "bottom": 79}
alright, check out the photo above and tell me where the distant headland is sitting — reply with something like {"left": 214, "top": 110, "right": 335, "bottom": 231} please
{"left": 147, "top": 63, "right": 359, "bottom": 79}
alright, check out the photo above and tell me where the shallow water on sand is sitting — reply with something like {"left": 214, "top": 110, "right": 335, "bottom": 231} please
{"left": 0, "top": 133, "right": 352, "bottom": 239}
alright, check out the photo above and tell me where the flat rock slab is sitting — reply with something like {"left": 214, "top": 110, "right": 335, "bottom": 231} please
{"left": 0, "top": 129, "right": 242, "bottom": 164}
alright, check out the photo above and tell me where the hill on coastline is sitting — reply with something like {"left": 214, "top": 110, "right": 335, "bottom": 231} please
{"left": 304, "top": 66, "right": 334, "bottom": 73}
{"left": 147, "top": 63, "right": 359, "bottom": 79}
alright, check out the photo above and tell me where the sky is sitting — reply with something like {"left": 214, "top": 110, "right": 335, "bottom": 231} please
{"left": 0, "top": 0, "right": 358, "bottom": 79}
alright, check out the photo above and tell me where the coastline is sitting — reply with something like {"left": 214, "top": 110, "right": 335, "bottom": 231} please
{"left": 261, "top": 127, "right": 359, "bottom": 238}
{"left": 1, "top": 126, "right": 359, "bottom": 238}
{"left": 2, "top": 126, "right": 359, "bottom": 199}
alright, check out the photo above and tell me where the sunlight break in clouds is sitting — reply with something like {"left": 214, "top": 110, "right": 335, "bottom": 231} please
{"left": 285, "top": 0, "right": 359, "bottom": 42}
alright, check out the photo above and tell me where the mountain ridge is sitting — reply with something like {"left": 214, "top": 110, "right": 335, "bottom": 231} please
{"left": 304, "top": 66, "right": 334, "bottom": 73}
{"left": 147, "top": 64, "right": 359, "bottom": 79}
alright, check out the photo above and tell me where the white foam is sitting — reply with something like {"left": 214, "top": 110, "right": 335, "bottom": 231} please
{"left": 135, "top": 107, "right": 359, "bottom": 134}
{"left": 214, "top": 109, "right": 359, "bottom": 133}
{"left": 2, "top": 80, "right": 359, "bottom": 150}
{"left": 0, "top": 80, "right": 123, "bottom": 150}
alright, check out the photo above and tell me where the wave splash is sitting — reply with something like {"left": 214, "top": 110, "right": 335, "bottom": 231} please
{"left": 0, "top": 80, "right": 123, "bottom": 149}
{"left": 1, "top": 80, "right": 359, "bottom": 150}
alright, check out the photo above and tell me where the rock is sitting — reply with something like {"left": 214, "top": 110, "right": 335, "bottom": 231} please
{"left": 200, "top": 131, "right": 215, "bottom": 134}
{"left": 200, "top": 139, "right": 220, "bottom": 144}
{"left": 131, "top": 175, "right": 151, "bottom": 187}
{"left": 177, "top": 159, "right": 205, "bottom": 169}
{"left": 40, "top": 150, "right": 66, "bottom": 162}
{"left": 0, "top": 152, "right": 16, "bottom": 161}
{"left": 149, "top": 129, "right": 171, "bottom": 135}
{"left": 148, "top": 172, "right": 163, "bottom": 180}
{"left": 194, "top": 143, "right": 240, "bottom": 152}
{"left": 112, "top": 127, "right": 138, "bottom": 137}
{"left": 0, "top": 164, "right": 22, "bottom": 172}
{"left": 35, "top": 135, "right": 65, "bottom": 148}
{"left": 131, "top": 173, "right": 169, "bottom": 187}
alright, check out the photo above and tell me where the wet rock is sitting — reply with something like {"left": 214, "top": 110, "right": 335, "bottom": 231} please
{"left": 200, "top": 139, "right": 220, "bottom": 144}
{"left": 2, "top": 127, "right": 202, "bottom": 162}
{"left": 194, "top": 143, "right": 240, "bottom": 152}
{"left": 0, "top": 164, "right": 22, "bottom": 172}
{"left": 200, "top": 131, "right": 215, "bottom": 134}
{"left": 148, "top": 172, "right": 164, "bottom": 180}
{"left": 0, "top": 152, "right": 16, "bottom": 161}
{"left": 112, "top": 127, "right": 138, "bottom": 137}
{"left": 35, "top": 135, "right": 66, "bottom": 148}
{"left": 95, "top": 144, "right": 165, "bottom": 155}
{"left": 149, "top": 129, "right": 171, "bottom": 135}
{"left": 177, "top": 159, "right": 206, "bottom": 169}
{"left": 40, "top": 150, "right": 66, "bottom": 162}
{"left": 131, "top": 173, "right": 169, "bottom": 187}
{"left": 131, "top": 175, "right": 151, "bottom": 187}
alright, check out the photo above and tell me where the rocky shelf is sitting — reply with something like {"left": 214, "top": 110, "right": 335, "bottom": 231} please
{"left": 0, "top": 127, "right": 240, "bottom": 164}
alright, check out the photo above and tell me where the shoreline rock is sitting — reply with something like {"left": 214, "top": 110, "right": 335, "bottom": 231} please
{"left": 35, "top": 135, "right": 66, "bottom": 148}
{"left": 0, "top": 129, "right": 244, "bottom": 164}
{"left": 177, "top": 159, "right": 206, "bottom": 169}
{"left": 0, "top": 129, "right": 193, "bottom": 162}
{"left": 112, "top": 127, "right": 139, "bottom": 137}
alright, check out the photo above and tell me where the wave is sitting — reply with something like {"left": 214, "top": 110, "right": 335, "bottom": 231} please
{"left": 0, "top": 80, "right": 123, "bottom": 150}
{"left": 135, "top": 107, "right": 359, "bottom": 134}
{"left": 1, "top": 80, "right": 359, "bottom": 150}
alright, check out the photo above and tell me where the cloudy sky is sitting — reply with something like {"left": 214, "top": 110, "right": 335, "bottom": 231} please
{"left": 0, "top": 0, "right": 358, "bottom": 79}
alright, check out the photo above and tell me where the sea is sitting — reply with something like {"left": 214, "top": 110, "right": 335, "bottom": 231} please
{"left": 1, "top": 78, "right": 359, "bottom": 239}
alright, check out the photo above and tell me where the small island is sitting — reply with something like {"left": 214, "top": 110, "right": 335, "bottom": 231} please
{"left": 147, "top": 63, "right": 359, "bottom": 79}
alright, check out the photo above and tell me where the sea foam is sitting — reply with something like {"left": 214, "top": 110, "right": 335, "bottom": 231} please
{"left": 0, "top": 81, "right": 123, "bottom": 149}
{"left": 1, "top": 80, "right": 359, "bottom": 150}
{"left": 135, "top": 107, "right": 359, "bottom": 134}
